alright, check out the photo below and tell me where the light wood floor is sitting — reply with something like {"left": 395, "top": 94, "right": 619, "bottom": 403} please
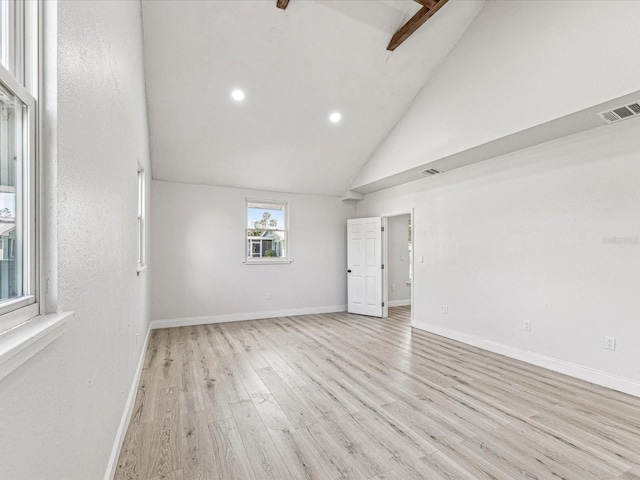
{"left": 115, "top": 306, "right": 640, "bottom": 480}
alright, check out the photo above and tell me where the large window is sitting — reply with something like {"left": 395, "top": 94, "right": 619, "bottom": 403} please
{"left": 246, "top": 199, "right": 289, "bottom": 263}
{"left": 0, "top": 0, "right": 37, "bottom": 325}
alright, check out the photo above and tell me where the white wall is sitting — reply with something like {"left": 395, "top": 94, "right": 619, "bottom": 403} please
{"left": 357, "top": 119, "right": 640, "bottom": 395}
{"left": 151, "top": 181, "right": 355, "bottom": 324}
{"left": 0, "top": 1, "right": 151, "bottom": 478}
{"left": 387, "top": 215, "right": 411, "bottom": 305}
{"left": 350, "top": 0, "right": 640, "bottom": 191}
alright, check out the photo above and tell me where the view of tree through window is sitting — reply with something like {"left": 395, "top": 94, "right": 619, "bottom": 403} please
{"left": 246, "top": 201, "right": 287, "bottom": 259}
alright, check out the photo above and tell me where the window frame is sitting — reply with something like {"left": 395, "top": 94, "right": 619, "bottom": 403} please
{"left": 0, "top": 0, "right": 38, "bottom": 329}
{"left": 244, "top": 198, "right": 291, "bottom": 265}
{"left": 136, "top": 164, "right": 146, "bottom": 274}
{"left": 1, "top": 0, "right": 37, "bottom": 93}
{"left": 0, "top": 54, "right": 37, "bottom": 326}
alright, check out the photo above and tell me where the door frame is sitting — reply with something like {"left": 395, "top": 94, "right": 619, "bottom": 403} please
{"left": 381, "top": 209, "right": 414, "bottom": 323}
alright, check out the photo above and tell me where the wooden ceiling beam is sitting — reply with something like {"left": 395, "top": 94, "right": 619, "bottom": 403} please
{"left": 276, "top": 0, "right": 290, "bottom": 10}
{"left": 387, "top": 0, "right": 449, "bottom": 51}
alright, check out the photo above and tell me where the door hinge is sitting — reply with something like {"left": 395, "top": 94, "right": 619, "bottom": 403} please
{"left": 381, "top": 226, "right": 385, "bottom": 232}
{"left": 382, "top": 302, "right": 385, "bottom": 307}
{"left": 381, "top": 264, "right": 384, "bottom": 269}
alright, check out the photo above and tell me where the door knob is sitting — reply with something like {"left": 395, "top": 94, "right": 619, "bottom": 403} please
{"left": 347, "top": 269, "right": 352, "bottom": 273}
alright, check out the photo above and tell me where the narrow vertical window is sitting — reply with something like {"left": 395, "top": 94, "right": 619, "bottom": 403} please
{"left": 408, "top": 218, "right": 412, "bottom": 283}
{"left": 136, "top": 165, "right": 146, "bottom": 273}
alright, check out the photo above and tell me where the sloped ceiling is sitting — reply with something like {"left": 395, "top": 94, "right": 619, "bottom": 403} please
{"left": 142, "top": 0, "right": 485, "bottom": 197}
{"left": 348, "top": 0, "right": 640, "bottom": 194}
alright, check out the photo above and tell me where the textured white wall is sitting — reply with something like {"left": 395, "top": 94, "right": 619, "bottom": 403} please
{"left": 151, "top": 181, "right": 355, "bottom": 322}
{"left": 0, "top": 1, "right": 151, "bottom": 478}
{"left": 388, "top": 215, "right": 411, "bottom": 304}
{"left": 358, "top": 120, "right": 640, "bottom": 392}
{"left": 351, "top": 0, "right": 640, "bottom": 190}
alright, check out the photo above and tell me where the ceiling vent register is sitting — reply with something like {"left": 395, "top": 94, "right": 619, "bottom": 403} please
{"left": 598, "top": 101, "right": 640, "bottom": 124}
{"left": 419, "top": 168, "right": 444, "bottom": 177}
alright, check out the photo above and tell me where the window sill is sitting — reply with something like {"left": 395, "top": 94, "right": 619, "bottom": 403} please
{"left": 0, "top": 311, "right": 73, "bottom": 382}
{"left": 244, "top": 259, "right": 293, "bottom": 265}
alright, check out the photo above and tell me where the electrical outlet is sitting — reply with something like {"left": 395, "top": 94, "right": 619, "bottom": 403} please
{"left": 391, "top": 285, "right": 396, "bottom": 292}
{"left": 442, "top": 305, "right": 448, "bottom": 314}
{"left": 266, "top": 292, "right": 272, "bottom": 300}
{"left": 605, "top": 336, "right": 616, "bottom": 350}
{"left": 419, "top": 255, "right": 424, "bottom": 263}
{"left": 523, "top": 320, "right": 531, "bottom": 331}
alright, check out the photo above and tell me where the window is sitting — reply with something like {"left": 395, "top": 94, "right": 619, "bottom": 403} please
{"left": 0, "top": 0, "right": 37, "bottom": 325}
{"left": 246, "top": 199, "right": 289, "bottom": 263}
{"left": 408, "top": 218, "right": 412, "bottom": 283}
{"left": 1, "top": 0, "right": 37, "bottom": 92}
{"left": 0, "top": 0, "right": 71, "bottom": 382}
{"left": 137, "top": 165, "right": 146, "bottom": 273}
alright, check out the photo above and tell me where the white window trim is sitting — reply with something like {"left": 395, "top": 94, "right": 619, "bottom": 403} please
{"left": 0, "top": 44, "right": 37, "bottom": 321}
{"left": 0, "top": 0, "right": 70, "bottom": 382}
{"left": 0, "top": 311, "right": 72, "bottom": 381}
{"left": 244, "top": 198, "right": 292, "bottom": 265}
{"left": 136, "top": 164, "right": 146, "bottom": 275}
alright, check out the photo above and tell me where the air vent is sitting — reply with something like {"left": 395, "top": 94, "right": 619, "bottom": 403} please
{"left": 598, "top": 101, "right": 640, "bottom": 124}
{"left": 419, "top": 168, "right": 444, "bottom": 176}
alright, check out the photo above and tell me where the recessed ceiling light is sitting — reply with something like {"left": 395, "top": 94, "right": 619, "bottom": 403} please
{"left": 329, "top": 112, "right": 341, "bottom": 123}
{"left": 231, "top": 89, "right": 245, "bottom": 102}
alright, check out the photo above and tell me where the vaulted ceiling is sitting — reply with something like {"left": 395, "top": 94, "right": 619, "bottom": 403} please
{"left": 142, "top": 0, "right": 485, "bottom": 196}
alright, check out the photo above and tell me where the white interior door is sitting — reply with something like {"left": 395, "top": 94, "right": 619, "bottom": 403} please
{"left": 347, "top": 217, "right": 383, "bottom": 317}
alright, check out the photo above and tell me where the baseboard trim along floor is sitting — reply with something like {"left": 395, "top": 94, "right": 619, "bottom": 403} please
{"left": 105, "top": 325, "right": 152, "bottom": 480}
{"left": 413, "top": 320, "right": 640, "bottom": 398}
{"left": 149, "top": 305, "right": 347, "bottom": 329}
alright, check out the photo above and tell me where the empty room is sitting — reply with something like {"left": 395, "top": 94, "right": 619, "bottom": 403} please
{"left": 1, "top": 0, "right": 639, "bottom": 479}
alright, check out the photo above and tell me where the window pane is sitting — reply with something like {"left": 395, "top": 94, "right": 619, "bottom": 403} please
{"left": 247, "top": 206, "right": 285, "bottom": 230}
{"left": 0, "top": 80, "right": 24, "bottom": 302}
{"left": 137, "top": 218, "right": 142, "bottom": 264}
{"left": 0, "top": 1, "right": 6, "bottom": 70}
{"left": 408, "top": 219, "right": 412, "bottom": 281}
{"left": 137, "top": 168, "right": 145, "bottom": 268}
{"left": 246, "top": 200, "right": 287, "bottom": 259}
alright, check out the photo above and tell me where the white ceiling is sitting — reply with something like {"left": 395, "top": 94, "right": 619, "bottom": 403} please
{"left": 142, "top": 0, "right": 485, "bottom": 197}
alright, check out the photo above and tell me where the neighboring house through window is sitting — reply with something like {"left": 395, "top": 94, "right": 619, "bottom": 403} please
{"left": 246, "top": 199, "right": 289, "bottom": 263}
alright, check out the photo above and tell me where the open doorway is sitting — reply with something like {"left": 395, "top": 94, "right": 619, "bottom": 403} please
{"left": 382, "top": 211, "right": 413, "bottom": 323}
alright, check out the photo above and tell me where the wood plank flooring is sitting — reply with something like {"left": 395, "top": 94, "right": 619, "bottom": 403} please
{"left": 115, "top": 306, "right": 640, "bottom": 479}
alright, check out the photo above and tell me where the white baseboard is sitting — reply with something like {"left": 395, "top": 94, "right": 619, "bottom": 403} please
{"left": 388, "top": 299, "right": 411, "bottom": 307}
{"left": 413, "top": 321, "right": 640, "bottom": 398}
{"left": 150, "top": 305, "right": 348, "bottom": 330}
{"left": 104, "top": 325, "right": 152, "bottom": 480}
